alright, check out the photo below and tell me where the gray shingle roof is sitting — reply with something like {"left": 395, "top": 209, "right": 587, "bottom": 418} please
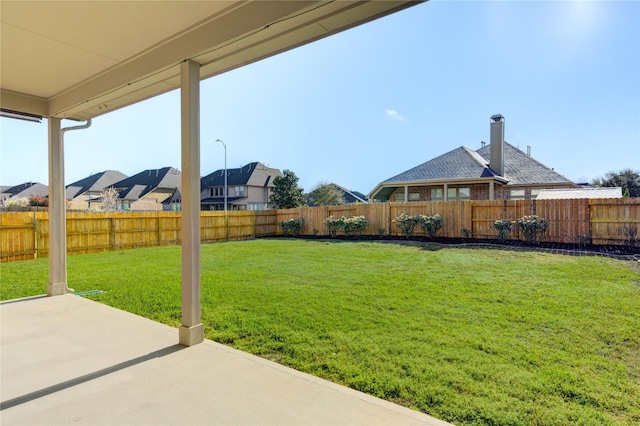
{"left": 200, "top": 162, "right": 260, "bottom": 189}
{"left": 477, "top": 143, "right": 573, "bottom": 185}
{"left": 383, "top": 147, "right": 499, "bottom": 183}
{"left": 382, "top": 142, "right": 573, "bottom": 186}
{"left": 66, "top": 170, "right": 128, "bottom": 199}
{"left": 112, "top": 167, "right": 180, "bottom": 200}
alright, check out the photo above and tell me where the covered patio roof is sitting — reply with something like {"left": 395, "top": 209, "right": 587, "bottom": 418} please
{"left": 1, "top": 0, "right": 425, "bottom": 347}
{"left": 1, "top": 0, "right": 421, "bottom": 121}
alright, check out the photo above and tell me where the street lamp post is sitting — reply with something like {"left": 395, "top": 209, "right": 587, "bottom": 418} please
{"left": 215, "top": 139, "right": 228, "bottom": 240}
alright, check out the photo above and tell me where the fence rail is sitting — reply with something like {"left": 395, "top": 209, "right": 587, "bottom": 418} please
{"left": 1, "top": 198, "right": 638, "bottom": 262}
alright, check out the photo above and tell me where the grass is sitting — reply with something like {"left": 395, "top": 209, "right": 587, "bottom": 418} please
{"left": 1, "top": 239, "right": 639, "bottom": 425}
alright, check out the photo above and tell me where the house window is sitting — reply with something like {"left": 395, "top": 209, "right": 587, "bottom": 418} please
{"left": 510, "top": 189, "right": 525, "bottom": 199}
{"left": 409, "top": 192, "right": 420, "bottom": 201}
{"left": 234, "top": 186, "right": 246, "bottom": 197}
{"left": 431, "top": 188, "right": 443, "bottom": 201}
{"left": 394, "top": 193, "right": 405, "bottom": 201}
{"left": 447, "top": 187, "right": 471, "bottom": 200}
{"left": 247, "top": 203, "right": 261, "bottom": 211}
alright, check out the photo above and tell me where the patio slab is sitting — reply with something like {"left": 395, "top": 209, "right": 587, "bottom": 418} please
{"left": 1, "top": 294, "right": 450, "bottom": 425}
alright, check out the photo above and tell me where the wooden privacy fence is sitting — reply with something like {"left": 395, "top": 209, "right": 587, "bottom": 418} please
{"left": 1, "top": 198, "right": 638, "bottom": 262}
{"left": 1, "top": 211, "right": 257, "bottom": 262}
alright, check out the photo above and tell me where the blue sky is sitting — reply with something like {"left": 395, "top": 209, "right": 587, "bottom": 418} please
{"left": 1, "top": 0, "right": 639, "bottom": 195}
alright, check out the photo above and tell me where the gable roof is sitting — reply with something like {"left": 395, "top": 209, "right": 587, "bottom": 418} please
{"left": 334, "top": 184, "right": 368, "bottom": 204}
{"left": 1, "top": 182, "right": 48, "bottom": 199}
{"left": 65, "top": 170, "right": 128, "bottom": 199}
{"left": 112, "top": 167, "right": 181, "bottom": 200}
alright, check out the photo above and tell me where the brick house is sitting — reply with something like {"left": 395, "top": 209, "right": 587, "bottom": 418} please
{"left": 369, "top": 115, "right": 578, "bottom": 202}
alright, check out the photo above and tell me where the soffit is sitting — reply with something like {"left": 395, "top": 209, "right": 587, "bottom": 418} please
{"left": 1, "top": 1, "right": 423, "bottom": 121}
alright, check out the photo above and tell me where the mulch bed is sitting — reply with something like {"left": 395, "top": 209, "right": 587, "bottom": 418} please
{"left": 270, "top": 234, "right": 640, "bottom": 261}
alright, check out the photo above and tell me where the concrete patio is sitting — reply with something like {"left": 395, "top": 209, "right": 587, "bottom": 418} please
{"left": 1, "top": 294, "right": 450, "bottom": 425}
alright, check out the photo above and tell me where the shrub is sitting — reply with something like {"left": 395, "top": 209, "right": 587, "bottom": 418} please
{"left": 393, "top": 212, "right": 421, "bottom": 238}
{"left": 324, "top": 215, "right": 368, "bottom": 237}
{"left": 493, "top": 219, "right": 513, "bottom": 243}
{"left": 342, "top": 216, "right": 367, "bottom": 236}
{"left": 279, "top": 218, "right": 305, "bottom": 236}
{"left": 461, "top": 228, "right": 472, "bottom": 239}
{"left": 324, "top": 215, "right": 342, "bottom": 237}
{"left": 418, "top": 214, "right": 444, "bottom": 238}
{"left": 516, "top": 215, "right": 550, "bottom": 243}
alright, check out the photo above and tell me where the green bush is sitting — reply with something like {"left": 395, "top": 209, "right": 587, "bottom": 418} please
{"left": 516, "top": 215, "right": 550, "bottom": 243}
{"left": 418, "top": 214, "right": 444, "bottom": 238}
{"left": 324, "top": 215, "right": 368, "bottom": 237}
{"left": 342, "top": 216, "right": 367, "bottom": 236}
{"left": 324, "top": 215, "right": 342, "bottom": 237}
{"left": 279, "top": 218, "right": 305, "bottom": 236}
{"left": 393, "top": 212, "right": 421, "bottom": 238}
{"left": 493, "top": 219, "right": 512, "bottom": 242}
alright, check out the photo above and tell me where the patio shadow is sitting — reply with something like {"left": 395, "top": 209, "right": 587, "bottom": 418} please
{"left": 0, "top": 344, "right": 183, "bottom": 411}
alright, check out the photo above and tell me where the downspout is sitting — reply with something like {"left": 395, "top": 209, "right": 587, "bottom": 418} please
{"left": 57, "top": 118, "right": 92, "bottom": 293}
{"left": 61, "top": 119, "right": 92, "bottom": 137}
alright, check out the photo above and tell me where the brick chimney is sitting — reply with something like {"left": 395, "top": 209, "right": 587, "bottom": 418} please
{"left": 490, "top": 114, "right": 505, "bottom": 176}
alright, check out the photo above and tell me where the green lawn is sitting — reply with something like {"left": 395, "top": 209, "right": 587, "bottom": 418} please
{"left": 2, "top": 239, "right": 639, "bottom": 425}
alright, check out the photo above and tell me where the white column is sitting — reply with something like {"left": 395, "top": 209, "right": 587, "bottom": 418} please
{"left": 178, "top": 60, "right": 204, "bottom": 346}
{"left": 489, "top": 181, "right": 495, "bottom": 200}
{"left": 404, "top": 186, "right": 409, "bottom": 202}
{"left": 443, "top": 184, "right": 448, "bottom": 202}
{"left": 47, "top": 117, "right": 70, "bottom": 295}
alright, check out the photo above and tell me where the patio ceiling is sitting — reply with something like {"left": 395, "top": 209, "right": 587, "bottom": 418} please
{"left": 1, "top": 0, "right": 422, "bottom": 121}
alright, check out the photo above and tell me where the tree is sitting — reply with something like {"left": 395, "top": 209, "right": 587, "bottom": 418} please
{"left": 592, "top": 168, "right": 640, "bottom": 198}
{"left": 101, "top": 187, "right": 119, "bottom": 211}
{"left": 309, "top": 181, "right": 345, "bottom": 206}
{"left": 269, "top": 169, "right": 306, "bottom": 209}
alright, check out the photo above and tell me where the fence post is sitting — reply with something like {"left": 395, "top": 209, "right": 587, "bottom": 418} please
{"left": 157, "top": 216, "right": 162, "bottom": 246}
{"left": 33, "top": 211, "right": 38, "bottom": 259}
{"left": 110, "top": 216, "right": 116, "bottom": 250}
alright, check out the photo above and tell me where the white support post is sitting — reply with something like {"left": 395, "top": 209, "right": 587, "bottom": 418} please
{"left": 178, "top": 60, "right": 204, "bottom": 346}
{"left": 443, "top": 184, "right": 448, "bottom": 202}
{"left": 47, "top": 117, "right": 69, "bottom": 295}
{"left": 489, "top": 181, "right": 495, "bottom": 200}
{"left": 404, "top": 186, "right": 409, "bottom": 202}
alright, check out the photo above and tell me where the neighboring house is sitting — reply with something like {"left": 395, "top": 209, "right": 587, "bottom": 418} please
{"left": 111, "top": 167, "right": 181, "bottom": 211}
{"left": 200, "top": 162, "right": 282, "bottom": 211}
{"left": 535, "top": 187, "right": 622, "bottom": 199}
{"left": 1, "top": 182, "right": 48, "bottom": 204}
{"left": 66, "top": 170, "right": 128, "bottom": 210}
{"left": 369, "top": 114, "right": 578, "bottom": 202}
{"left": 307, "top": 183, "right": 368, "bottom": 206}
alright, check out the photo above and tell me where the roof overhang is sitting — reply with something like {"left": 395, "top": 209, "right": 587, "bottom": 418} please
{"left": 368, "top": 176, "right": 509, "bottom": 201}
{"left": 1, "top": 1, "right": 423, "bottom": 121}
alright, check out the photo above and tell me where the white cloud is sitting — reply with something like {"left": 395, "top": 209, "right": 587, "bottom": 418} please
{"left": 386, "top": 109, "right": 406, "bottom": 121}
